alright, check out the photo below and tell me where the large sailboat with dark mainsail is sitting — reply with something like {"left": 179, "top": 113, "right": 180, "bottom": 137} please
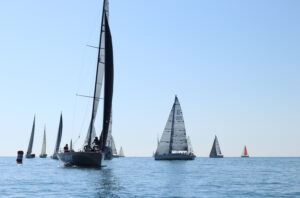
{"left": 26, "top": 116, "right": 36, "bottom": 158}
{"left": 154, "top": 96, "right": 195, "bottom": 160}
{"left": 57, "top": 0, "right": 114, "bottom": 167}
{"left": 51, "top": 114, "right": 63, "bottom": 160}
{"left": 209, "top": 135, "right": 223, "bottom": 158}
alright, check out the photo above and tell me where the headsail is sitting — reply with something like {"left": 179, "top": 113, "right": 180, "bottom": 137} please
{"left": 53, "top": 114, "right": 63, "bottom": 156}
{"left": 70, "top": 139, "right": 73, "bottom": 151}
{"left": 26, "top": 116, "right": 35, "bottom": 155}
{"left": 40, "top": 126, "right": 47, "bottom": 155}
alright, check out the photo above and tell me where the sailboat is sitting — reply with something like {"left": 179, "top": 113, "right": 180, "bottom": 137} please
{"left": 209, "top": 135, "right": 223, "bottom": 158}
{"left": 111, "top": 136, "right": 118, "bottom": 158}
{"left": 154, "top": 96, "right": 195, "bottom": 160}
{"left": 241, "top": 145, "right": 249, "bottom": 158}
{"left": 119, "top": 146, "right": 125, "bottom": 157}
{"left": 57, "top": 0, "right": 114, "bottom": 167}
{"left": 39, "top": 125, "right": 47, "bottom": 158}
{"left": 26, "top": 116, "right": 36, "bottom": 158}
{"left": 51, "top": 114, "right": 63, "bottom": 160}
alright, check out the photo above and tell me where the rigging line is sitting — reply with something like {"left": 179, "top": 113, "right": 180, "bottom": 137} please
{"left": 76, "top": 93, "right": 103, "bottom": 100}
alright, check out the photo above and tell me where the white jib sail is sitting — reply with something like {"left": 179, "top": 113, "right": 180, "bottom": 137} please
{"left": 40, "top": 126, "right": 46, "bottom": 155}
{"left": 111, "top": 136, "right": 117, "bottom": 155}
{"left": 155, "top": 104, "right": 174, "bottom": 155}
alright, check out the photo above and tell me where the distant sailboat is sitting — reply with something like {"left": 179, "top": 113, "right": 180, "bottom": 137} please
{"left": 154, "top": 96, "right": 195, "bottom": 160}
{"left": 51, "top": 114, "right": 63, "bottom": 160}
{"left": 111, "top": 136, "right": 118, "bottom": 158}
{"left": 26, "top": 116, "right": 36, "bottom": 158}
{"left": 241, "top": 145, "right": 249, "bottom": 158}
{"left": 209, "top": 135, "right": 223, "bottom": 158}
{"left": 119, "top": 146, "right": 125, "bottom": 157}
{"left": 58, "top": 0, "right": 114, "bottom": 167}
{"left": 39, "top": 126, "right": 47, "bottom": 158}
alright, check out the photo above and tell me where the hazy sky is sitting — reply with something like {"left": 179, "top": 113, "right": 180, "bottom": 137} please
{"left": 0, "top": 0, "right": 299, "bottom": 157}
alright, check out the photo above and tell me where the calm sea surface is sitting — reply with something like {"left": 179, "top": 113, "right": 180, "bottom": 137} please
{"left": 0, "top": 157, "right": 299, "bottom": 198}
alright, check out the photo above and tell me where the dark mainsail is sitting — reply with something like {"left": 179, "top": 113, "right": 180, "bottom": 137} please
{"left": 52, "top": 114, "right": 63, "bottom": 159}
{"left": 26, "top": 116, "right": 36, "bottom": 158}
{"left": 100, "top": 13, "right": 114, "bottom": 151}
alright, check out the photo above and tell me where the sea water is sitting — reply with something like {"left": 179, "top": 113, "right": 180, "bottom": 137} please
{"left": 0, "top": 157, "right": 299, "bottom": 198}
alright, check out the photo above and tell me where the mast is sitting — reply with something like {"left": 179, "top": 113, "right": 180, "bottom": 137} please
{"left": 99, "top": 13, "right": 114, "bottom": 151}
{"left": 87, "top": 0, "right": 109, "bottom": 147}
{"left": 27, "top": 116, "right": 35, "bottom": 155}
{"left": 168, "top": 98, "right": 176, "bottom": 153}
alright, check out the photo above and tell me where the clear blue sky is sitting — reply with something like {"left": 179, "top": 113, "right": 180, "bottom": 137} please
{"left": 0, "top": 0, "right": 299, "bottom": 157}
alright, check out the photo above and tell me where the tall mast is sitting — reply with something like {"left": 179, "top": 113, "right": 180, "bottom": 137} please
{"left": 168, "top": 96, "right": 177, "bottom": 153}
{"left": 88, "top": 0, "right": 108, "bottom": 147}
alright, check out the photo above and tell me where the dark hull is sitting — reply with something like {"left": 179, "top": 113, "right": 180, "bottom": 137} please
{"left": 241, "top": 155, "right": 249, "bottom": 158}
{"left": 210, "top": 155, "right": 223, "bottom": 158}
{"left": 155, "top": 154, "right": 195, "bottom": 160}
{"left": 25, "top": 154, "right": 35, "bottom": 158}
{"left": 51, "top": 154, "right": 59, "bottom": 160}
{"left": 57, "top": 151, "right": 102, "bottom": 167}
{"left": 39, "top": 154, "right": 47, "bottom": 158}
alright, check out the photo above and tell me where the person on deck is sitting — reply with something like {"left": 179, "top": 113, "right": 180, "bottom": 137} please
{"left": 64, "top": 144, "right": 69, "bottom": 152}
{"left": 92, "top": 137, "right": 99, "bottom": 150}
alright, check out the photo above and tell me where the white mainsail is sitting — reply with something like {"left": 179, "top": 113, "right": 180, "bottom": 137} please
{"left": 171, "top": 97, "right": 188, "bottom": 152}
{"left": 84, "top": 0, "right": 110, "bottom": 147}
{"left": 156, "top": 96, "right": 189, "bottom": 155}
{"left": 40, "top": 126, "right": 46, "bottom": 155}
{"left": 27, "top": 116, "right": 35, "bottom": 155}
{"left": 119, "top": 146, "right": 124, "bottom": 157}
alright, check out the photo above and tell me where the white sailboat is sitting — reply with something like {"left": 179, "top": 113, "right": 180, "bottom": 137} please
{"left": 58, "top": 0, "right": 114, "bottom": 167}
{"left": 39, "top": 125, "right": 47, "bottom": 158}
{"left": 209, "top": 135, "right": 223, "bottom": 158}
{"left": 119, "top": 146, "right": 125, "bottom": 157}
{"left": 26, "top": 116, "right": 36, "bottom": 158}
{"left": 155, "top": 96, "right": 195, "bottom": 160}
{"left": 51, "top": 114, "right": 63, "bottom": 160}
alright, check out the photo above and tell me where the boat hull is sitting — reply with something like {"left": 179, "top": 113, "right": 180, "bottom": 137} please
{"left": 25, "top": 154, "right": 35, "bottom": 158}
{"left": 241, "top": 155, "right": 249, "bottom": 158}
{"left": 209, "top": 155, "right": 223, "bottom": 158}
{"left": 51, "top": 154, "right": 59, "bottom": 160}
{"left": 155, "top": 154, "right": 195, "bottom": 160}
{"left": 57, "top": 151, "right": 102, "bottom": 167}
{"left": 39, "top": 154, "right": 47, "bottom": 158}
